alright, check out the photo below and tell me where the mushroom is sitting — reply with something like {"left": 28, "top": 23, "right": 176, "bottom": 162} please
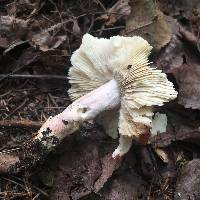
{"left": 35, "top": 33, "right": 177, "bottom": 158}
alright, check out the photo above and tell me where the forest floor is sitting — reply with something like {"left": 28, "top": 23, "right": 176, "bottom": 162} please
{"left": 1, "top": 0, "right": 200, "bottom": 199}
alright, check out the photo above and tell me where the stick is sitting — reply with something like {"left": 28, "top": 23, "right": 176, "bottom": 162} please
{"left": 0, "top": 120, "right": 43, "bottom": 129}
{"left": 0, "top": 74, "right": 67, "bottom": 80}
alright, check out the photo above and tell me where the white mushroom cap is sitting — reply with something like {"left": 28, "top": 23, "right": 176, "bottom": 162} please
{"left": 68, "top": 34, "right": 177, "bottom": 139}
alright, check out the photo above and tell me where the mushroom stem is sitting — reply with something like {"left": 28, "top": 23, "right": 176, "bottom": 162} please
{"left": 112, "top": 135, "right": 133, "bottom": 159}
{"left": 35, "top": 79, "right": 121, "bottom": 149}
{"left": 0, "top": 79, "right": 123, "bottom": 174}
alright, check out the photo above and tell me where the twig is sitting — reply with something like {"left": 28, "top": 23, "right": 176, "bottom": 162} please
{"left": 0, "top": 119, "right": 43, "bottom": 129}
{"left": 0, "top": 90, "right": 12, "bottom": 98}
{"left": 1, "top": 177, "right": 27, "bottom": 190}
{"left": 14, "top": 176, "right": 49, "bottom": 197}
{"left": 48, "top": 0, "right": 63, "bottom": 23}
{"left": 0, "top": 66, "right": 27, "bottom": 83}
{"left": 4, "top": 99, "right": 27, "bottom": 119}
{"left": 147, "top": 179, "right": 153, "bottom": 200}
{"left": 94, "top": 25, "right": 125, "bottom": 33}
{"left": 48, "top": 93, "right": 59, "bottom": 108}
{"left": 93, "top": 0, "right": 106, "bottom": 11}
{"left": 0, "top": 74, "right": 68, "bottom": 80}
{"left": 43, "top": 11, "right": 126, "bottom": 34}
{"left": 32, "top": 193, "right": 40, "bottom": 200}
{"left": 87, "top": 15, "right": 95, "bottom": 33}
{"left": 2, "top": 176, "right": 48, "bottom": 198}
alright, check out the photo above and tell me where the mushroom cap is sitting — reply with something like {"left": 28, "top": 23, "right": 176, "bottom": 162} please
{"left": 68, "top": 34, "right": 177, "bottom": 139}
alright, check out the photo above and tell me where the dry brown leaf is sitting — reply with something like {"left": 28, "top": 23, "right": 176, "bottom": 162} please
{"left": 100, "top": 173, "right": 148, "bottom": 200}
{"left": 6, "top": 0, "right": 41, "bottom": 17}
{"left": 159, "top": 31, "right": 200, "bottom": 110}
{"left": 50, "top": 143, "right": 102, "bottom": 200}
{"left": 0, "top": 154, "right": 19, "bottom": 173}
{"left": 49, "top": 130, "right": 118, "bottom": 200}
{"left": 139, "top": 147, "right": 155, "bottom": 178}
{"left": 72, "top": 20, "right": 81, "bottom": 35}
{"left": 125, "top": 0, "right": 172, "bottom": 49}
{"left": 94, "top": 153, "right": 121, "bottom": 192}
{"left": 31, "top": 32, "right": 66, "bottom": 52}
{"left": 151, "top": 126, "right": 200, "bottom": 148}
{"left": 175, "top": 61, "right": 200, "bottom": 110}
{"left": 0, "top": 37, "right": 9, "bottom": 48}
{"left": 175, "top": 159, "right": 200, "bottom": 200}
{"left": 107, "top": 0, "right": 131, "bottom": 25}
{"left": 155, "top": 22, "right": 200, "bottom": 110}
{"left": 0, "top": 16, "right": 27, "bottom": 32}
{"left": 0, "top": 16, "right": 28, "bottom": 48}
{"left": 97, "top": 0, "right": 131, "bottom": 26}
{"left": 155, "top": 34, "right": 184, "bottom": 73}
{"left": 150, "top": 104, "right": 200, "bottom": 148}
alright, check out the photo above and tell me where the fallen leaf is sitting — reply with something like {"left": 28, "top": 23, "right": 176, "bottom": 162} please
{"left": 0, "top": 16, "right": 27, "bottom": 32}
{"left": 125, "top": 0, "right": 172, "bottom": 49}
{"left": 0, "top": 37, "right": 9, "bottom": 48}
{"left": 72, "top": 20, "right": 81, "bottom": 35}
{"left": 31, "top": 32, "right": 67, "bottom": 52}
{"left": 150, "top": 104, "right": 200, "bottom": 148}
{"left": 94, "top": 153, "right": 121, "bottom": 192}
{"left": 155, "top": 34, "right": 184, "bottom": 73}
{"left": 6, "top": 0, "right": 41, "bottom": 17}
{"left": 0, "top": 16, "right": 28, "bottom": 48}
{"left": 49, "top": 130, "right": 118, "bottom": 200}
{"left": 175, "top": 159, "right": 200, "bottom": 200}
{"left": 97, "top": 0, "right": 131, "bottom": 26}
{"left": 158, "top": 0, "right": 200, "bottom": 23}
{"left": 51, "top": 143, "right": 101, "bottom": 200}
{"left": 155, "top": 22, "right": 200, "bottom": 110}
{"left": 0, "top": 154, "right": 19, "bottom": 173}
{"left": 175, "top": 59, "right": 200, "bottom": 110}
{"left": 100, "top": 173, "right": 148, "bottom": 200}
{"left": 0, "top": 47, "right": 39, "bottom": 76}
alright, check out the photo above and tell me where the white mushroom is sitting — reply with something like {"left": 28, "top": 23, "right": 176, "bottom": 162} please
{"left": 35, "top": 34, "right": 177, "bottom": 158}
